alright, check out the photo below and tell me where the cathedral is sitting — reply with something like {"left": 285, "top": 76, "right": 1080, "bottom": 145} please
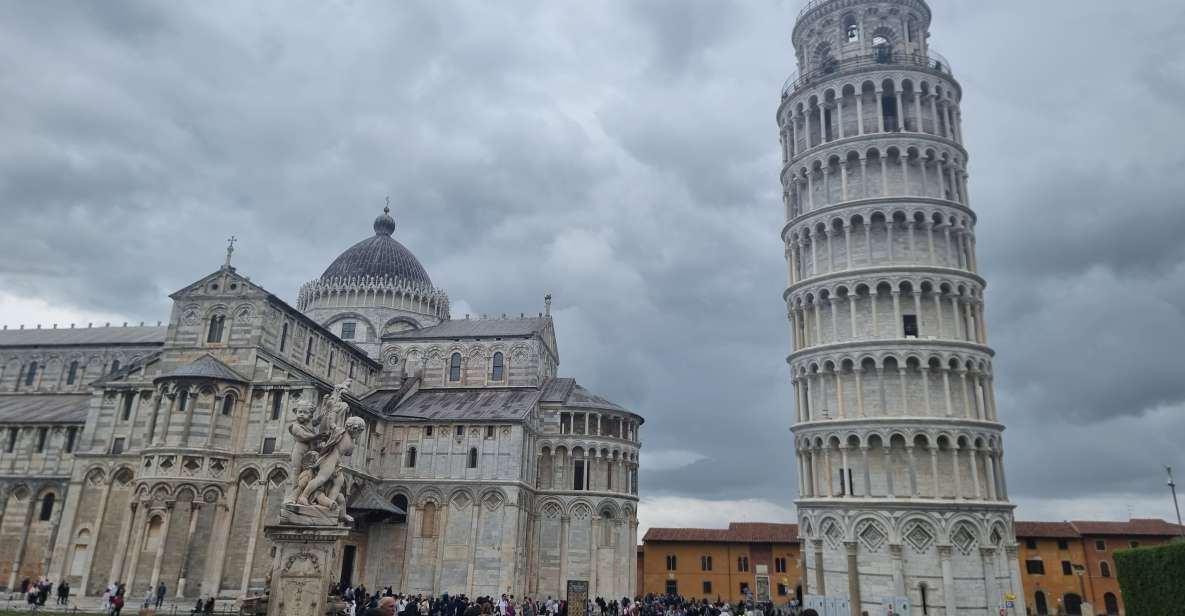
{"left": 0, "top": 207, "right": 642, "bottom": 602}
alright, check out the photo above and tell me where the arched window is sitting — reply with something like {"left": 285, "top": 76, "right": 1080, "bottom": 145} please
{"left": 491, "top": 352, "right": 505, "bottom": 381}
{"left": 221, "top": 394, "right": 235, "bottom": 416}
{"left": 919, "top": 582, "right": 929, "bottom": 615}
{"left": 109, "top": 360, "right": 119, "bottom": 374}
{"left": 906, "top": 17, "right": 917, "bottom": 43}
{"left": 207, "top": 315, "right": 226, "bottom": 343}
{"left": 601, "top": 510, "right": 615, "bottom": 546}
{"left": 872, "top": 31, "right": 892, "bottom": 63}
{"left": 1099, "top": 561, "right": 1111, "bottom": 577}
{"left": 69, "top": 529, "right": 92, "bottom": 577}
{"left": 145, "top": 516, "right": 164, "bottom": 551}
{"left": 24, "top": 362, "right": 37, "bottom": 386}
{"left": 843, "top": 14, "right": 859, "bottom": 42}
{"left": 279, "top": 322, "right": 289, "bottom": 352}
{"left": 1103, "top": 592, "right": 1118, "bottom": 615}
{"left": 406, "top": 447, "right": 417, "bottom": 468}
{"left": 420, "top": 502, "right": 437, "bottom": 537}
{"left": 814, "top": 42, "right": 836, "bottom": 74}
{"left": 390, "top": 494, "right": 408, "bottom": 524}
{"left": 39, "top": 493, "right": 55, "bottom": 521}
{"left": 467, "top": 447, "right": 478, "bottom": 469}
{"left": 66, "top": 361, "right": 79, "bottom": 386}
{"left": 177, "top": 389, "right": 189, "bottom": 413}
{"left": 449, "top": 353, "right": 462, "bottom": 382}
{"left": 1034, "top": 591, "right": 1048, "bottom": 615}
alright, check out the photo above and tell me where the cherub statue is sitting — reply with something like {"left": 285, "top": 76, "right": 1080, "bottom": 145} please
{"left": 318, "top": 380, "right": 352, "bottom": 434}
{"left": 295, "top": 415, "right": 365, "bottom": 510}
{"left": 288, "top": 403, "right": 319, "bottom": 470}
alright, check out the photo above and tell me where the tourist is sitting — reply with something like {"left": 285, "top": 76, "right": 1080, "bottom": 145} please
{"left": 204, "top": 596, "right": 215, "bottom": 615}
{"left": 143, "top": 587, "right": 155, "bottom": 609}
{"left": 110, "top": 588, "right": 125, "bottom": 616}
{"left": 156, "top": 582, "right": 167, "bottom": 608}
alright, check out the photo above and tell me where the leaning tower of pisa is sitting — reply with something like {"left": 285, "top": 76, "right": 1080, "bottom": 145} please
{"left": 778, "top": 2, "right": 1025, "bottom": 615}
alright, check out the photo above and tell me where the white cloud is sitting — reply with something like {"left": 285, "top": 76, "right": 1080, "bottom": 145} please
{"left": 640, "top": 449, "right": 708, "bottom": 472}
{"left": 0, "top": 291, "right": 129, "bottom": 331}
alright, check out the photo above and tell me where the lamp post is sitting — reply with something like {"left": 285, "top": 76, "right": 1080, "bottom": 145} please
{"left": 1168, "top": 466, "right": 1185, "bottom": 539}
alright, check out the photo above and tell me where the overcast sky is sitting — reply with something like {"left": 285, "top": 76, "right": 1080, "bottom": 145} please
{"left": 2, "top": 0, "right": 1184, "bottom": 535}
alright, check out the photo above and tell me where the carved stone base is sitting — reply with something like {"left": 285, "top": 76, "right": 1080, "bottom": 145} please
{"left": 263, "top": 524, "right": 350, "bottom": 616}
{"left": 280, "top": 502, "right": 343, "bottom": 526}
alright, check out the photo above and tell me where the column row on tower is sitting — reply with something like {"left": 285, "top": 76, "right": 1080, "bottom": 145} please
{"left": 787, "top": 276, "right": 986, "bottom": 349}
{"left": 789, "top": 343, "right": 996, "bottom": 422}
{"left": 782, "top": 138, "right": 968, "bottom": 219}
{"left": 784, "top": 204, "right": 976, "bottom": 282}
{"left": 793, "top": 427, "right": 1007, "bottom": 502}
{"left": 778, "top": 73, "right": 963, "bottom": 162}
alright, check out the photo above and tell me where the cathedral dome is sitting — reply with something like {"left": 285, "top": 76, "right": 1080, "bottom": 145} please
{"left": 321, "top": 207, "right": 432, "bottom": 285}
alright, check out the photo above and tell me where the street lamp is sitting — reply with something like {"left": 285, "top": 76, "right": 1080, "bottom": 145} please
{"left": 1168, "top": 466, "right": 1185, "bottom": 539}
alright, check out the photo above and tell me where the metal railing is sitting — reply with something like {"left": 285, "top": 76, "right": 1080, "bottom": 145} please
{"left": 781, "top": 49, "right": 953, "bottom": 98}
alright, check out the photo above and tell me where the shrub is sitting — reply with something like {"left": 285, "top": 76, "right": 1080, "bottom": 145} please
{"left": 1114, "top": 539, "right": 1185, "bottom": 616}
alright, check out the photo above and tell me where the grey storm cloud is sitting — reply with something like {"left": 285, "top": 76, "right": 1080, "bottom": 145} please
{"left": 1, "top": 0, "right": 1183, "bottom": 525}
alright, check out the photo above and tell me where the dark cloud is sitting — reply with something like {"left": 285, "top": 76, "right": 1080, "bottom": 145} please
{"left": 0, "top": 0, "right": 1182, "bottom": 526}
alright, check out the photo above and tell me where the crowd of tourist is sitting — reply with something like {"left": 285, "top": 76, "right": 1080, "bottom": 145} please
{"left": 331, "top": 586, "right": 802, "bottom": 616}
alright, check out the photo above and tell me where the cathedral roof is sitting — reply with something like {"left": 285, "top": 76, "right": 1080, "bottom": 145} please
{"left": 0, "top": 394, "right": 90, "bottom": 424}
{"left": 0, "top": 324, "right": 167, "bottom": 347}
{"left": 155, "top": 354, "right": 248, "bottom": 383}
{"left": 382, "top": 316, "right": 550, "bottom": 340}
{"left": 371, "top": 387, "right": 541, "bottom": 421}
{"left": 320, "top": 207, "right": 433, "bottom": 286}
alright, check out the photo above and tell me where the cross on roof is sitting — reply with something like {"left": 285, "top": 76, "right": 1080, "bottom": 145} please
{"left": 225, "top": 235, "right": 237, "bottom": 268}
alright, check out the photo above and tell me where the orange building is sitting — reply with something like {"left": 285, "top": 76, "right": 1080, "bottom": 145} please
{"left": 1015, "top": 519, "right": 1183, "bottom": 615}
{"left": 640, "top": 519, "right": 1182, "bottom": 615}
{"left": 639, "top": 523, "right": 802, "bottom": 603}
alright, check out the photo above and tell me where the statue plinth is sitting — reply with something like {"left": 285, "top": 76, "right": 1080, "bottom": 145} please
{"left": 263, "top": 523, "right": 350, "bottom": 616}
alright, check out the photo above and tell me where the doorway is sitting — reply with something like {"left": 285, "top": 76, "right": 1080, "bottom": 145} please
{"left": 340, "top": 545, "right": 357, "bottom": 588}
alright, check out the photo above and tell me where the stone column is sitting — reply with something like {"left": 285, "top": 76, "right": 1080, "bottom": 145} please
{"left": 1005, "top": 545, "right": 1027, "bottom": 615}
{"left": 882, "top": 444, "right": 895, "bottom": 497}
{"left": 50, "top": 474, "right": 90, "bottom": 582}
{"left": 148, "top": 502, "right": 175, "bottom": 590}
{"left": 860, "top": 446, "right": 872, "bottom": 496}
{"left": 939, "top": 545, "right": 956, "bottom": 616}
{"left": 176, "top": 500, "right": 202, "bottom": 597}
{"left": 812, "top": 540, "right": 825, "bottom": 596}
{"left": 124, "top": 502, "right": 153, "bottom": 593}
{"left": 854, "top": 368, "right": 866, "bottom": 417}
{"left": 951, "top": 446, "right": 963, "bottom": 499}
{"left": 240, "top": 479, "right": 272, "bottom": 595}
{"left": 980, "top": 547, "right": 999, "bottom": 613}
{"left": 39, "top": 492, "right": 65, "bottom": 580}
{"left": 110, "top": 500, "right": 138, "bottom": 587}
{"left": 6, "top": 493, "right": 37, "bottom": 590}
{"left": 205, "top": 481, "right": 240, "bottom": 598}
{"left": 855, "top": 93, "right": 865, "bottom": 135}
{"left": 889, "top": 544, "right": 905, "bottom": 596}
{"left": 845, "top": 541, "right": 861, "bottom": 616}
{"left": 558, "top": 514, "right": 571, "bottom": 591}
{"left": 905, "top": 447, "right": 919, "bottom": 496}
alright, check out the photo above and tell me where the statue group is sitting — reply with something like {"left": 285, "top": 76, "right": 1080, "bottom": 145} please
{"left": 281, "top": 380, "right": 366, "bottom": 527}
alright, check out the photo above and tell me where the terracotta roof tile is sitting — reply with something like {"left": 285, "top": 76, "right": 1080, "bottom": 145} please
{"left": 643, "top": 523, "right": 799, "bottom": 544}
{"left": 1015, "top": 522, "right": 1079, "bottom": 539}
{"left": 1070, "top": 519, "right": 1185, "bottom": 537}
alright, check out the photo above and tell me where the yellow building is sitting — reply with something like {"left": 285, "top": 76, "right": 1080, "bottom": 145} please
{"left": 640, "top": 519, "right": 1183, "bottom": 615}
{"left": 640, "top": 523, "right": 802, "bottom": 603}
